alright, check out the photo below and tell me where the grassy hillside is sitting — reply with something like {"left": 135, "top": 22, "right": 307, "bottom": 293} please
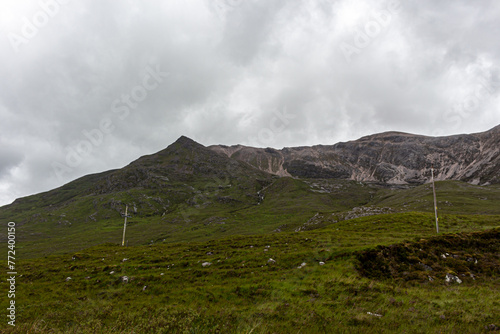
{"left": 2, "top": 212, "right": 499, "bottom": 333}
{"left": 2, "top": 179, "right": 500, "bottom": 259}
{"left": 373, "top": 181, "right": 500, "bottom": 215}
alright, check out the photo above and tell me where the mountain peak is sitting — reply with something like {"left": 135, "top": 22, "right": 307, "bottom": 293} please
{"left": 174, "top": 135, "right": 199, "bottom": 145}
{"left": 167, "top": 136, "right": 206, "bottom": 151}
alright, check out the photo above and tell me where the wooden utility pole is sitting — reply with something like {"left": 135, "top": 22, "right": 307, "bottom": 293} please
{"left": 122, "top": 205, "right": 128, "bottom": 246}
{"left": 431, "top": 166, "right": 439, "bottom": 233}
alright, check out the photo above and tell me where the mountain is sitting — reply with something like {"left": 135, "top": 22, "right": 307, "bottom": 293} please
{"left": 89, "top": 135, "right": 273, "bottom": 195}
{"left": 4, "top": 128, "right": 499, "bottom": 334}
{"left": 2, "top": 127, "right": 500, "bottom": 259}
{"left": 209, "top": 125, "right": 500, "bottom": 185}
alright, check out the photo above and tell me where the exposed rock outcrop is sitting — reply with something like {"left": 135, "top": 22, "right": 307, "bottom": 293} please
{"left": 209, "top": 125, "right": 500, "bottom": 185}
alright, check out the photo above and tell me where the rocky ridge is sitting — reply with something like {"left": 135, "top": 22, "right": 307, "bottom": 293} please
{"left": 209, "top": 125, "right": 500, "bottom": 185}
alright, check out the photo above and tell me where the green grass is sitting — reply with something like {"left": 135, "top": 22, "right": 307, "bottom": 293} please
{"left": 373, "top": 181, "right": 500, "bottom": 215}
{"left": 1, "top": 212, "right": 499, "bottom": 333}
{"left": 3, "top": 179, "right": 500, "bottom": 260}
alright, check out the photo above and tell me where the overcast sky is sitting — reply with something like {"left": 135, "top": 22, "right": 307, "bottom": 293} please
{"left": 1, "top": 0, "right": 499, "bottom": 206}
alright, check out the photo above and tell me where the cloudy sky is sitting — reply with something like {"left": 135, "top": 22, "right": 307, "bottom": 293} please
{"left": 1, "top": 0, "right": 499, "bottom": 206}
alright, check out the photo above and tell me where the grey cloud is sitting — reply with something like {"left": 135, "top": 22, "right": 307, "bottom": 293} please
{"left": 0, "top": 147, "right": 24, "bottom": 176}
{"left": 0, "top": 0, "right": 499, "bottom": 205}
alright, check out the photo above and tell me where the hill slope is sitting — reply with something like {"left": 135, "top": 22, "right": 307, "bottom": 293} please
{"left": 1, "top": 129, "right": 499, "bottom": 258}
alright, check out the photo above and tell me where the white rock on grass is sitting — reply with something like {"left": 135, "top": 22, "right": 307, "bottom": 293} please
{"left": 445, "top": 273, "right": 462, "bottom": 284}
{"left": 319, "top": 262, "right": 325, "bottom": 266}
{"left": 367, "top": 312, "right": 382, "bottom": 317}
{"left": 202, "top": 262, "right": 212, "bottom": 267}
{"left": 268, "top": 258, "right": 276, "bottom": 264}
{"left": 297, "top": 262, "right": 307, "bottom": 269}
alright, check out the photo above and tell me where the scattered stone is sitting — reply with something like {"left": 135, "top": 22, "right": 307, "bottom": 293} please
{"left": 121, "top": 276, "right": 129, "bottom": 283}
{"left": 110, "top": 271, "right": 115, "bottom": 275}
{"left": 445, "top": 273, "right": 462, "bottom": 284}
{"left": 65, "top": 277, "right": 72, "bottom": 282}
{"left": 319, "top": 262, "right": 325, "bottom": 266}
{"left": 264, "top": 249, "right": 268, "bottom": 252}
{"left": 72, "top": 256, "right": 76, "bottom": 261}
{"left": 122, "top": 258, "right": 128, "bottom": 262}
{"left": 367, "top": 312, "right": 382, "bottom": 317}
{"left": 202, "top": 262, "right": 212, "bottom": 267}
{"left": 206, "top": 252, "right": 213, "bottom": 256}
{"left": 268, "top": 258, "right": 276, "bottom": 264}
{"left": 297, "top": 262, "right": 307, "bottom": 269}
{"left": 160, "top": 273, "right": 164, "bottom": 276}
{"left": 142, "top": 285, "right": 147, "bottom": 291}
{"left": 428, "top": 276, "right": 434, "bottom": 282}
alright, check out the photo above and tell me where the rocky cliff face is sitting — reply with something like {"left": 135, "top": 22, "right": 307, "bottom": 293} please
{"left": 209, "top": 125, "right": 500, "bottom": 185}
